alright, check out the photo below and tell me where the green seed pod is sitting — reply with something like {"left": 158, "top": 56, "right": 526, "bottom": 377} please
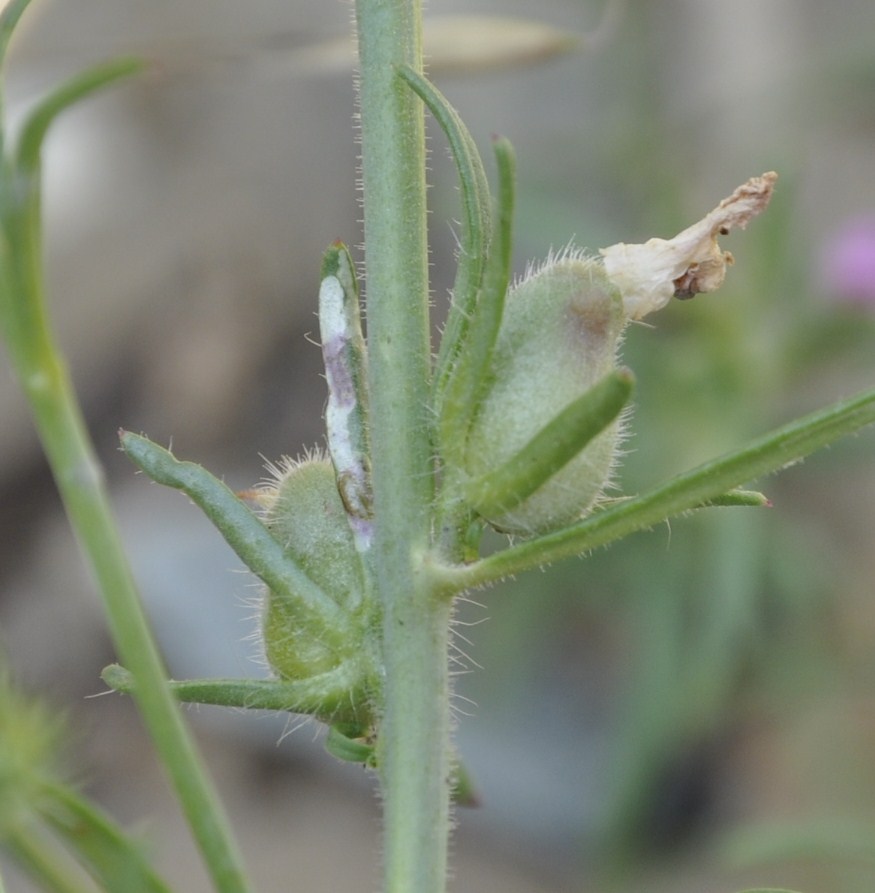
{"left": 462, "top": 253, "right": 627, "bottom": 536}
{"left": 260, "top": 455, "right": 367, "bottom": 681}
{"left": 458, "top": 172, "right": 778, "bottom": 536}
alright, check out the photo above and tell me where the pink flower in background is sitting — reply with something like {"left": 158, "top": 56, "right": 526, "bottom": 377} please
{"left": 821, "top": 214, "right": 875, "bottom": 307}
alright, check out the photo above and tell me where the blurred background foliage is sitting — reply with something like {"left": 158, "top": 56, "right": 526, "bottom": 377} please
{"left": 0, "top": 1, "right": 873, "bottom": 891}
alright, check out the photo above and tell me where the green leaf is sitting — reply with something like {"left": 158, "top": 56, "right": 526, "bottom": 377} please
{"left": 119, "top": 431, "right": 348, "bottom": 630}
{"left": 439, "top": 136, "right": 516, "bottom": 459}
{"left": 16, "top": 58, "right": 142, "bottom": 174}
{"left": 452, "top": 384, "right": 875, "bottom": 587}
{"left": 464, "top": 367, "right": 633, "bottom": 519}
{"left": 396, "top": 65, "right": 491, "bottom": 409}
{"left": 102, "top": 663, "right": 369, "bottom": 726}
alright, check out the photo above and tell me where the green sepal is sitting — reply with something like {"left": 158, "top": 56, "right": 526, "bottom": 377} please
{"left": 323, "top": 724, "right": 480, "bottom": 808}
{"left": 439, "top": 136, "right": 516, "bottom": 462}
{"left": 320, "top": 240, "right": 360, "bottom": 295}
{"left": 119, "top": 431, "right": 347, "bottom": 631}
{"left": 325, "top": 725, "right": 376, "bottom": 765}
{"left": 464, "top": 367, "right": 633, "bottom": 520}
{"left": 396, "top": 65, "right": 491, "bottom": 409}
{"left": 102, "top": 664, "right": 372, "bottom": 728}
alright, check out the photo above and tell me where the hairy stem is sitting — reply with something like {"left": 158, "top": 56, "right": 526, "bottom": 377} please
{"left": 354, "top": 1, "right": 452, "bottom": 891}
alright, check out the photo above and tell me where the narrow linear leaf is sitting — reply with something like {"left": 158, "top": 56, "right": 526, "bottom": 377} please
{"left": 439, "top": 136, "right": 516, "bottom": 455}
{"left": 16, "top": 58, "right": 143, "bottom": 173}
{"left": 397, "top": 65, "right": 491, "bottom": 403}
{"left": 119, "top": 431, "right": 346, "bottom": 629}
{"left": 102, "top": 664, "right": 366, "bottom": 724}
{"left": 454, "top": 385, "right": 875, "bottom": 587}
{"left": 464, "top": 367, "right": 633, "bottom": 518}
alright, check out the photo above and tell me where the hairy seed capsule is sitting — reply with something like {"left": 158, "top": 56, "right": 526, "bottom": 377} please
{"left": 259, "top": 456, "right": 365, "bottom": 681}
{"left": 460, "top": 173, "right": 778, "bottom": 536}
{"left": 463, "top": 254, "right": 626, "bottom": 535}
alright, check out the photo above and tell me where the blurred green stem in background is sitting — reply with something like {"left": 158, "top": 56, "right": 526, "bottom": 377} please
{"left": 0, "top": 2, "right": 252, "bottom": 891}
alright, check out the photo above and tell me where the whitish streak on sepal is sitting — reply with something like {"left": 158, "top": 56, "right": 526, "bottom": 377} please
{"left": 319, "top": 243, "right": 374, "bottom": 551}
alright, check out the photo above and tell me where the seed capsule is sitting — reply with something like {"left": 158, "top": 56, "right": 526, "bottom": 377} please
{"left": 460, "top": 173, "right": 777, "bottom": 537}
{"left": 462, "top": 254, "right": 626, "bottom": 535}
{"left": 259, "top": 455, "right": 366, "bottom": 681}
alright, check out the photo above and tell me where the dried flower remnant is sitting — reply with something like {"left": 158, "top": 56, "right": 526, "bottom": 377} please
{"left": 601, "top": 172, "right": 778, "bottom": 321}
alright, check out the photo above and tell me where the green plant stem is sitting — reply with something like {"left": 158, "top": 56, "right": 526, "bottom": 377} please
{"left": 355, "top": 2, "right": 451, "bottom": 891}
{"left": 0, "top": 154, "right": 252, "bottom": 893}
{"left": 448, "top": 385, "right": 875, "bottom": 589}
{"left": 9, "top": 328, "right": 251, "bottom": 893}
